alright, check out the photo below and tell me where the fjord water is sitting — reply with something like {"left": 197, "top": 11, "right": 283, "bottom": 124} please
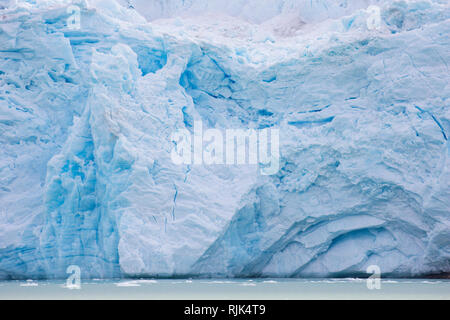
{"left": 1, "top": 279, "right": 449, "bottom": 300}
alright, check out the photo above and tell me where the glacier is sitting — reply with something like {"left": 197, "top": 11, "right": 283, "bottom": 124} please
{"left": 0, "top": 0, "right": 449, "bottom": 279}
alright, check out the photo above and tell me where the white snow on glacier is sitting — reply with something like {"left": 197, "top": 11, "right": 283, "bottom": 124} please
{"left": 0, "top": 0, "right": 449, "bottom": 279}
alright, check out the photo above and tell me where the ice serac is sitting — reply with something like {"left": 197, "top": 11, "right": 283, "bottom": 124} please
{"left": 0, "top": 0, "right": 449, "bottom": 279}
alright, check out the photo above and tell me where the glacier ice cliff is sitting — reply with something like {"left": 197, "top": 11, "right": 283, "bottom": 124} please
{"left": 0, "top": 0, "right": 449, "bottom": 279}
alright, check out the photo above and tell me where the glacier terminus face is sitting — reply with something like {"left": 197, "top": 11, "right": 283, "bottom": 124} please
{"left": 0, "top": 0, "right": 449, "bottom": 279}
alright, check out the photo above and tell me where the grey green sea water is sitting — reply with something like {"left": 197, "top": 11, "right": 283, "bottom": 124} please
{"left": 0, "top": 278, "right": 449, "bottom": 300}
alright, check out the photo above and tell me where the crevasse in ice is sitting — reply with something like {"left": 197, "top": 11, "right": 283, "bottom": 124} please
{"left": 0, "top": 0, "right": 449, "bottom": 278}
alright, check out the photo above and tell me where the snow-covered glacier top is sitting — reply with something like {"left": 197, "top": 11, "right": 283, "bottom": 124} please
{"left": 118, "top": 0, "right": 384, "bottom": 23}
{"left": 0, "top": 0, "right": 449, "bottom": 279}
